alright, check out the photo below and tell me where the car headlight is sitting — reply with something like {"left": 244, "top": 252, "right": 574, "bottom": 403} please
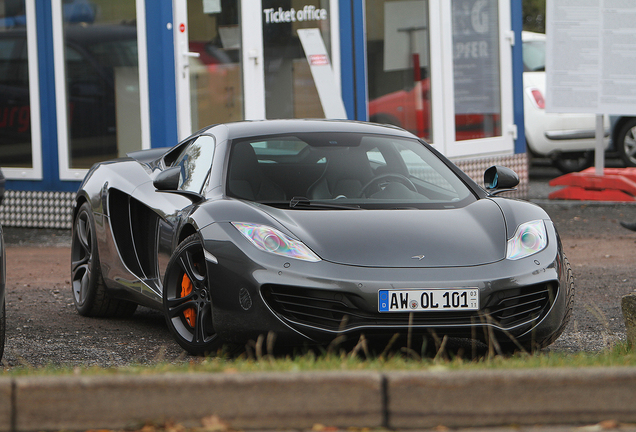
{"left": 506, "top": 220, "right": 547, "bottom": 260}
{"left": 232, "top": 222, "right": 321, "bottom": 262}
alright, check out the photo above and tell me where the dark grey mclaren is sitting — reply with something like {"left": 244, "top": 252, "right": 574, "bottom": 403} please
{"left": 71, "top": 119, "right": 573, "bottom": 355}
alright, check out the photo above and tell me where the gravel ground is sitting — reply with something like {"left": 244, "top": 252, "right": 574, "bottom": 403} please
{"left": 2, "top": 168, "right": 636, "bottom": 367}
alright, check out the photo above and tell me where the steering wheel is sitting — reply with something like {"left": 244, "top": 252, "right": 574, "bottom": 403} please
{"left": 361, "top": 173, "right": 417, "bottom": 196}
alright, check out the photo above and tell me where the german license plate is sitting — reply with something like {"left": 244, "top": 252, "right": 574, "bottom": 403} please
{"left": 378, "top": 289, "right": 479, "bottom": 312}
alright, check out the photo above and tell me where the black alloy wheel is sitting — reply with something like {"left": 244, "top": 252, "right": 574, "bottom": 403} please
{"left": 163, "top": 234, "right": 220, "bottom": 355}
{"left": 71, "top": 202, "right": 137, "bottom": 317}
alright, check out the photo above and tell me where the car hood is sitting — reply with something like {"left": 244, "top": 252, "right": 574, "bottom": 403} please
{"left": 262, "top": 199, "right": 507, "bottom": 268}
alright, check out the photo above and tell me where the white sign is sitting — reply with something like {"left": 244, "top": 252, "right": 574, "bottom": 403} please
{"left": 263, "top": 6, "right": 327, "bottom": 24}
{"left": 297, "top": 28, "right": 347, "bottom": 119}
{"left": 546, "top": 0, "right": 636, "bottom": 115}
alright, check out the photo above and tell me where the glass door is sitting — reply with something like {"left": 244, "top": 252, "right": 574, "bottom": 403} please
{"left": 365, "top": 0, "right": 434, "bottom": 142}
{"left": 365, "top": 0, "right": 514, "bottom": 158}
{"left": 175, "top": 0, "right": 249, "bottom": 139}
{"left": 261, "top": 0, "right": 344, "bottom": 119}
{"left": 442, "top": 0, "right": 513, "bottom": 158}
{"left": 53, "top": 0, "right": 150, "bottom": 179}
{"left": 174, "top": 0, "right": 343, "bottom": 138}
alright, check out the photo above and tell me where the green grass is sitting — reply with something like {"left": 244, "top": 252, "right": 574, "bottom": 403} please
{"left": 5, "top": 340, "right": 636, "bottom": 377}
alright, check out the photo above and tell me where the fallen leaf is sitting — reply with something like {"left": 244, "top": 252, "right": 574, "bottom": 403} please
{"left": 312, "top": 424, "right": 338, "bottom": 432}
{"left": 201, "top": 415, "right": 230, "bottom": 432}
{"left": 599, "top": 420, "right": 620, "bottom": 430}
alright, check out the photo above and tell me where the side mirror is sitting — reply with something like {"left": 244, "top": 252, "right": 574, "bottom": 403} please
{"left": 484, "top": 165, "right": 519, "bottom": 195}
{"left": 153, "top": 167, "right": 181, "bottom": 191}
{"left": 153, "top": 167, "right": 204, "bottom": 203}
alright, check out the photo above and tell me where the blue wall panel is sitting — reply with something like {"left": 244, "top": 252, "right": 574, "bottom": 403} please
{"left": 511, "top": 0, "right": 526, "bottom": 154}
{"left": 352, "top": 0, "right": 366, "bottom": 121}
{"left": 339, "top": 0, "right": 367, "bottom": 121}
{"left": 338, "top": 0, "right": 355, "bottom": 119}
{"left": 146, "top": 0, "right": 178, "bottom": 148}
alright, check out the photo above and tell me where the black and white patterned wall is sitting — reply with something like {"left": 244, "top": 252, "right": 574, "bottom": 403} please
{"left": 0, "top": 153, "right": 528, "bottom": 229}
{"left": 455, "top": 153, "right": 529, "bottom": 199}
{"left": 0, "top": 191, "right": 75, "bottom": 229}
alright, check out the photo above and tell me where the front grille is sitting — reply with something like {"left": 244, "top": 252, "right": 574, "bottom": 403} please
{"left": 489, "top": 285, "right": 555, "bottom": 328}
{"left": 261, "top": 283, "right": 556, "bottom": 332}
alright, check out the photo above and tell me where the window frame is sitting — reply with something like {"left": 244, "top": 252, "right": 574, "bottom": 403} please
{"left": 364, "top": 0, "right": 514, "bottom": 159}
{"left": 1, "top": 0, "right": 43, "bottom": 181}
{"left": 52, "top": 0, "right": 151, "bottom": 181}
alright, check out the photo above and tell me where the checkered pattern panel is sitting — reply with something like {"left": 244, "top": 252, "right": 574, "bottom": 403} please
{"left": 453, "top": 153, "right": 529, "bottom": 199}
{"left": 0, "top": 191, "right": 75, "bottom": 229}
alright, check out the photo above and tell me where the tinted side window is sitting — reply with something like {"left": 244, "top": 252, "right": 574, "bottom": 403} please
{"left": 173, "top": 135, "right": 215, "bottom": 194}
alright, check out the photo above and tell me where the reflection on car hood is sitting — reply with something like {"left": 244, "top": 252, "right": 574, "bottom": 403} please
{"left": 263, "top": 199, "right": 507, "bottom": 268}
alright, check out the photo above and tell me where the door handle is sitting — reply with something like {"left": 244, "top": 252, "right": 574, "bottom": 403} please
{"left": 183, "top": 51, "right": 200, "bottom": 69}
{"left": 248, "top": 49, "right": 259, "bottom": 65}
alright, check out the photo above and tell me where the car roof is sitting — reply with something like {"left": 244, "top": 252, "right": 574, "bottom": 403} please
{"left": 203, "top": 119, "right": 417, "bottom": 141}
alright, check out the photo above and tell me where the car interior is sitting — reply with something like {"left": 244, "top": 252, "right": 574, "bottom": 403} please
{"left": 225, "top": 134, "right": 472, "bottom": 207}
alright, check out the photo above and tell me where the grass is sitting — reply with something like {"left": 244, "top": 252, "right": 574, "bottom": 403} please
{"left": 5, "top": 336, "right": 636, "bottom": 377}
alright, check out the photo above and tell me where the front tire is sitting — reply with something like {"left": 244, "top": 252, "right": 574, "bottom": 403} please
{"left": 71, "top": 202, "right": 137, "bottom": 317}
{"left": 163, "top": 234, "right": 221, "bottom": 355}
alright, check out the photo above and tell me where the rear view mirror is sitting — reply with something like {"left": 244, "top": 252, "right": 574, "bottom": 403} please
{"left": 153, "top": 167, "right": 204, "bottom": 203}
{"left": 484, "top": 165, "right": 519, "bottom": 195}
{"left": 153, "top": 167, "right": 181, "bottom": 191}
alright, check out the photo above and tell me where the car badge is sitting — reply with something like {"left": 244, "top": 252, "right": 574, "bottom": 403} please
{"left": 411, "top": 255, "right": 425, "bottom": 260}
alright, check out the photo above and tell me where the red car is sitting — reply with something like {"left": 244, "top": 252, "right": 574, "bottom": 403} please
{"left": 368, "top": 78, "right": 500, "bottom": 141}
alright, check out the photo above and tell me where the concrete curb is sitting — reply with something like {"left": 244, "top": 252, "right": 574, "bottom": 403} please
{"left": 2, "top": 367, "right": 636, "bottom": 431}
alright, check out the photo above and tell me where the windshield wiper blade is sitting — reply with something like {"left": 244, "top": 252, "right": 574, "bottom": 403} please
{"left": 289, "top": 196, "right": 361, "bottom": 210}
{"left": 290, "top": 196, "right": 311, "bottom": 208}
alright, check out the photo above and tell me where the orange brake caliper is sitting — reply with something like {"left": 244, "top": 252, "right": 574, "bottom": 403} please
{"left": 181, "top": 273, "right": 196, "bottom": 327}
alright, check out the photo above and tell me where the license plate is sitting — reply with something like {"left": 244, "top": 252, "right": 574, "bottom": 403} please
{"left": 378, "top": 289, "right": 479, "bottom": 312}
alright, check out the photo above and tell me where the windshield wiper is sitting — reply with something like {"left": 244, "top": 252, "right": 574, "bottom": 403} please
{"left": 289, "top": 196, "right": 362, "bottom": 210}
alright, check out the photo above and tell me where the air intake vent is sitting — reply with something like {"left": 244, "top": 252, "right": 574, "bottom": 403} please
{"left": 261, "top": 283, "right": 555, "bottom": 332}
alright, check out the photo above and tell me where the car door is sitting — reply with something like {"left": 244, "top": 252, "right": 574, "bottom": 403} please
{"left": 127, "top": 135, "right": 215, "bottom": 298}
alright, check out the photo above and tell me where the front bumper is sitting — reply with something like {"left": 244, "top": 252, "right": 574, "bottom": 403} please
{"left": 200, "top": 222, "right": 569, "bottom": 348}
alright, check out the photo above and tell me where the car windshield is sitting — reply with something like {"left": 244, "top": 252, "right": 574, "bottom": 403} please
{"left": 226, "top": 132, "right": 475, "bottom": 209}
{"left": 522, "top": 39, "right": 545, "bottom": 72}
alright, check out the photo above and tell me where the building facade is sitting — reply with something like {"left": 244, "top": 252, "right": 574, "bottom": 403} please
{"left": 0, "top": 0, "right": 525, "bottom": 228}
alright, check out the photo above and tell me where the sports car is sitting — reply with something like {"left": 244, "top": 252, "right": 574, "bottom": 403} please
{"left": 71, "top": 119, "right": 574, "bottom": 355}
